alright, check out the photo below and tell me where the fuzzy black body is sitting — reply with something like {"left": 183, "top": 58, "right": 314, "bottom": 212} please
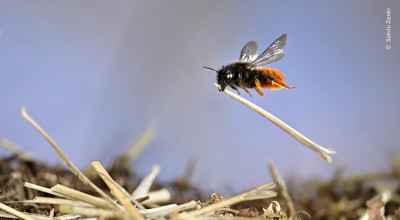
{"left": 216, "top": 62, "right": 272, "bottom": 92}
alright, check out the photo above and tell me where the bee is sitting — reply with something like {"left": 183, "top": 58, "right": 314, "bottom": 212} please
{"left": 204, "top": 33, "right": 295, "bottom": 97}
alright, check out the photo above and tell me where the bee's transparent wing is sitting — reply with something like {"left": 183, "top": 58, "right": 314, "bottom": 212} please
{"left": 239, "top": 41, "right": 258, "bottom": 62}
{"left": 250, "top": 34, "right": 287, "bottom": 67}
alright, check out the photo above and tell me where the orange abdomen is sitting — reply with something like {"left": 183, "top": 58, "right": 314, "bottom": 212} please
{"left": 257, "top": 68, "right": 294, "bottom": 90}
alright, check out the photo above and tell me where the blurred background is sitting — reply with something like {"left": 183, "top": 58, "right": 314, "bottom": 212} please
{"left": 0, "top": 1, "right": 399, "bottom": 193}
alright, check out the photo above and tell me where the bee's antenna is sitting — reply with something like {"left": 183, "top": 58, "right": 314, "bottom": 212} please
{"left": 203, "top": 66, "right": 218, "bottom": 72}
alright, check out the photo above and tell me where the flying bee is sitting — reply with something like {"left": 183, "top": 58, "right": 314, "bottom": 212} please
{"left": 204, "top": 33, "right": 295, "bottom": 97}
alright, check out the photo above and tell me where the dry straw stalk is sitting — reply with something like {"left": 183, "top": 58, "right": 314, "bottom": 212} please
{"left": 215, "top": 84, "right": 336, "bottom": 163}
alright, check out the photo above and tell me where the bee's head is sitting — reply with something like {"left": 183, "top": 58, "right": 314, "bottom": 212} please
{"left": 203, "top": 66, "right": 228, "bottom": 92}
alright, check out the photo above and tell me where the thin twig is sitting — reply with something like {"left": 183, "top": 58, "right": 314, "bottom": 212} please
{"left": 267, "top": 160, "right": 296, "bottom": 220}
{"left": 181, "top": 182, "right": 276, "bottom": 218}
{"left": 0, "top": 202, "right": 35, "bottom": 220}
{"left": 20, "top": 107, "right": 119, "bottom": 208}
{"left": 58, "top": 205, "right": 124, "bottom": 219}
{"left": 20, "top": 197, "right": 94, "bottom": 207}
{"left": 24, "top": 182, "right": 73, "bottom": 199}
{"left": 0, "top": 211, "right": 56, "bottom": 220}
{"left": 132, "top": 164, "right": 161, "bottom": 198}
{"left": 142, "top": 204, "right": 177, "bottom": 214}
{"left": 141, "top": 188, "right": 172, "bottom": 205}
{"left": 0, "top": 137, "right": 34, "bottom": 161}
{"left": 89, "top": 161, "right": 147, "bottom": 211}
{"left": 51, "top": 184, "right": 116, "bottom": 209}
{"left": 91, "top": 161, "right": 144, "bottom": 220}
{"left": 0, "top": 210, "right": 81, "bottom": 220}
{"left": 49, "top": 208, "right": 55, "bottom": 220}
{"left": 215, "top": 84, "right": 335, "bottom": 163}
{"left": 125, "top": 123, "right": 155, "bottom": 161}
{"left": 145, "top": 201, "right": 199, "bottom": 219}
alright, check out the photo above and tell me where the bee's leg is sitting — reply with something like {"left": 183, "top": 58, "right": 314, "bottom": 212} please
{"left": 254, "top": 79, "right": 265, "bottom": 97}
{"left": 237, "top": 72, "right": 252, "bottom": 97}
{"left": 229, "top": 85, "right": 241, "bottom": 95}
{"left": 271, "top": 80, "right": 282, "bottom": 88}
{"left": 272, "top": 79, "right": 296, "bottom": 89}
{"left": 239, "top": 82, "right": 252, "bottom": 97}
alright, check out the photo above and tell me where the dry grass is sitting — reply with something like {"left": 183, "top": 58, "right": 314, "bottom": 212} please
{"left": 0, "top": 102, "right": 398, "bottom": 219}
{"left": 214, "top": 84, "right": 335, "bottom": 163}
{"left": 0, "top": 108, "right": 280, "bottom": 219}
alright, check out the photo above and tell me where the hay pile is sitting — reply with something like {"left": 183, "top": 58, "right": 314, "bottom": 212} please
{"left": 0, "top": 102, "right": 398, "bottom": 219}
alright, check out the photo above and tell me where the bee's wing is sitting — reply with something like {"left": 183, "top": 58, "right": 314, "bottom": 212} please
{"left": 239, "top": 41, "right": 258, "bottom": 62}
{"left": 250, "top": 34, "right": 287, "bottom": 67}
